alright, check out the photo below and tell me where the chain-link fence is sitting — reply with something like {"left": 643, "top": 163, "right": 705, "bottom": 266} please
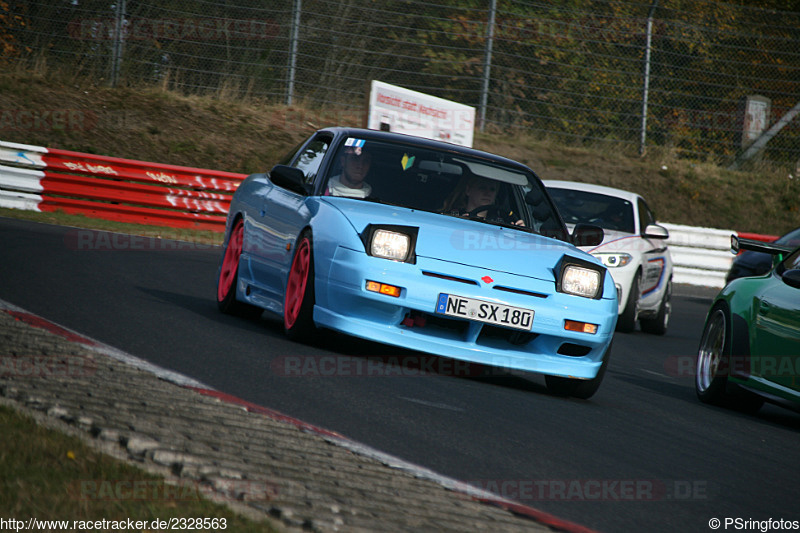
{"left": 5, "top": 0, "right": 800, "bottom": 167}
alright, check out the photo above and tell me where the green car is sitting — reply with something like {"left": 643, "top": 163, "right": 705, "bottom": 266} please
{"left": 696, "top": 236, "right": 800, "bottom": 413}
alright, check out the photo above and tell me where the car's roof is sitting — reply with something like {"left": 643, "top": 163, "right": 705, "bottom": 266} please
{"left": 320, "top": 127, "right": 535, "bottom": 175}
{"left": 543, "top": 180, "right": 643, "bottom": 204}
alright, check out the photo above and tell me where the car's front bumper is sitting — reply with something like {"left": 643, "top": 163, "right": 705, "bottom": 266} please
{"left": 599, "top": 262, "right": 638, "bottom": 315}
{"left": 314, "top": 246, "right": 617, "bottom": 379}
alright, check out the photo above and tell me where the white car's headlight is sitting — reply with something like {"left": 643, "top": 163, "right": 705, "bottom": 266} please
{"left": 562, "top": 265, "right": 602, "bottom": 299}
{"left": 594, "top": 253, "right": 633, "bottom": 268}
{"left": 371, "top": 229, "right": 411, "bottom": 262}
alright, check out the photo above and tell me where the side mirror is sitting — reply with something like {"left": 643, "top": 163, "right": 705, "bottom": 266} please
{"left": 782, "top": 269, "right": 800, "bottom": 289}
{"left": 572, "top": 223, "right": 604, "bottom": 247}
{"left": 269, "top": 165, "right": 308, "bottom": 196}
{"left": 644, "top": 224, "right": 669, "bottom": 240}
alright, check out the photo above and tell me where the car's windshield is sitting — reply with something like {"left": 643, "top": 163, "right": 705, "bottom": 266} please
{"left": 776, "top": 227, "right": 800, "bottom": 247}
{"left": 547, "top": 188, "right": 636, "bottom": 234}
{"left": 321, "top": 137, "right": 568, "bottom": 241}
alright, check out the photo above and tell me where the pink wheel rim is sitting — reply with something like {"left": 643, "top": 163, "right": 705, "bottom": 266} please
{"left": 284, "top": 238, "right": 310, "bottom": 329}
{"left": 217, "top": 219, "right": 243, "bottom": 302}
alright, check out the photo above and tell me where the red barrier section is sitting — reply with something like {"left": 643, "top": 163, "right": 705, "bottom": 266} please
{"left": 39, "top": 196, "right": 227, "bottom": 232}
{"left": 43, "top": 148, "right": 246, "bottom": 190}
{"left": 37, "top": 147, "right": 248, "bottom": 231}
{"left": 737, "top": 232, "right": 779, "bottom": 243}
{"left": 41, "top": 173, "right": 231, "bottom": 213}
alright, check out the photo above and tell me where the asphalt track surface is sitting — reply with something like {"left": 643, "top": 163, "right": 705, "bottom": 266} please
{"left": 1, "top": 216, "right": 798, "bottom": 533}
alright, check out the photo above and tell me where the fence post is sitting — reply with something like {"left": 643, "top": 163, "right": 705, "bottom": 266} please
{"left": 110, "top": 0, "right": 126, "bottom": 88}
{"left": 287, "top": 0, "right": 302, "bottom": 106}
{"left": 479, "top": 0, "right": 496, "bottom": 133}
{"left": 639, "top": 0, "right": 658, "bottom": 156}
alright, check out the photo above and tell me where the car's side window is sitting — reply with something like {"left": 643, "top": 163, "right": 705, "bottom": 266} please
{"left": 780, "top": 249, "right": 800, "bottom": 272}
{"left": 638, "top": 198, "right": 655, "bottom": 233}
{"left": 293, "top": 135, "right": 331, "bottom": 185}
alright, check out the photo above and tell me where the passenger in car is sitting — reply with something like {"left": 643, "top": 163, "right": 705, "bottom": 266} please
{"left": 326, "top": 145, "right": 373, "bottom": 198}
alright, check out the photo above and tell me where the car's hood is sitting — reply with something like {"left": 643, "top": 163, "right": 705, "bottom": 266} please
{"left": 325, "top": 199, "right": 596, "bottom": 280}
{"left": 564, "top": 227, "right": 639, "bottom": 254}
{"left": 592, "top": 229, "right": 642, "bottom": 252}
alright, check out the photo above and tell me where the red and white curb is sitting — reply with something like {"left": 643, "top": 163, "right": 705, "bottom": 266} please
{"left": 0, "top": 298, "right": 598, "bottom": 533}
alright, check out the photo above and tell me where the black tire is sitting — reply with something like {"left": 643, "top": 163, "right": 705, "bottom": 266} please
{"left": 283, "top": 230, "right": 317, "bottom": 341}
{"left": 616, "top": 271, "right": 640, "bottom": 333}
{"left": 545, "top": 343, "right": 611, "bottom": 400}
{"left": 217, "top": 217, "right": 262, "bottom": 318}
{"left": 640, "top": 278, "right": 671, "bottom": 335}
{"left": 695, "top": 302, "right": 763, "bottom": 413}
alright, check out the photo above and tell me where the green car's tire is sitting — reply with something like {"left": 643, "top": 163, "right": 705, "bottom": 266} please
{"left": 696, "top": 302, "right": 763, "bottom": 413}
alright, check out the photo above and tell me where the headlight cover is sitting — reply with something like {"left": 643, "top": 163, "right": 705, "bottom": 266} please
{"left": 556, "top": 256, "right": 606, "bottom": 299}
{"left": 361, "top": 224, "right": 418, "bottom": 263}
{"left": 372, "top": 230, "right": 409, "bottom": 261}
{"left": 594, "top": 253, "right": 633, "bottom": 268}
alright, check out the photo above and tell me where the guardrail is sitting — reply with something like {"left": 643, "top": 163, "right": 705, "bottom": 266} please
{"left": 0, "top": 138, "right": 781, "bottom": 287}
{"left": 0, "top": 140, "right": 247, "bottom": 232}
{"left": 662, "top": 223, "right": 737, "bottom": 288}
{"left": 663, "top": 223, "right": 778, "bottom": 288}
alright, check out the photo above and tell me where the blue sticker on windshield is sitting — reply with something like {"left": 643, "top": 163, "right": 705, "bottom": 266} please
{"left": 345, "top": 138, "right": 365, "bottom": 148}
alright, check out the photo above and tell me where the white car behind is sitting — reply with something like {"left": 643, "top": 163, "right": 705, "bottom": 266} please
{"left": 545, "top": 181, "right": 673, "bottom": 334}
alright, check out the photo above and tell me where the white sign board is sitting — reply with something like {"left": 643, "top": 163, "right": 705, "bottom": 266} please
{"left": 744, "top": 98, "right": 769, "bottom": 143}
{"left": 367, "top": 80, "right": 475, "bottom": 148}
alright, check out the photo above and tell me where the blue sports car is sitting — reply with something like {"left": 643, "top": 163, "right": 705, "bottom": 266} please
{"left": 217, "top": 128, "right": 618, "bottom": 398}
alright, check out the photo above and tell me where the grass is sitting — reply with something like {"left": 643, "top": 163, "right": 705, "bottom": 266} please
{"left": 0, "top": 405, "right": 279, "bottom": 531}
{"left": 1, "top": 67, "right": 797, "bottom": 236}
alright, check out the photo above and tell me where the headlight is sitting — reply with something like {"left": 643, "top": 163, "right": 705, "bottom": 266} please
{"left": 556, "top": 256, "right": 606, "bottom": 299}
{"left": 562, "top": 265, "right": 601, "bottom": 298}
{"left": 594, "top": 253, "right": 633, "bottom": 268}
{"left": 371, "top": 230, "right": 410, "bottom": 261}
{"left": 362, "top": 225, "right": 418, "bottom": 263}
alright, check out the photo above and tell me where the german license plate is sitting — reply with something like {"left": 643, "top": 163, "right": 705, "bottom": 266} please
{"left": 435, "top": 293, "right": 534, "bottom": 331}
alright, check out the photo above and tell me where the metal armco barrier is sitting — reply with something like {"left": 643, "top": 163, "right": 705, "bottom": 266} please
{"left": 662, "top": 223, "right": 777, "bottom": 288}
{"left": 0, "top": 140, "right": 247, "bottom": 232}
